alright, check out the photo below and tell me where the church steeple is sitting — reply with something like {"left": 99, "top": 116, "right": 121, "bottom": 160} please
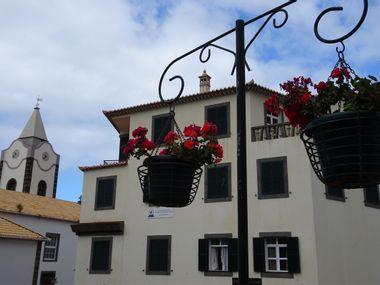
{"left": 19, "top": 107, "right": 48, "bottom": 141}
{"left": 0, "top": 105, "right": 60, "bottom": 198}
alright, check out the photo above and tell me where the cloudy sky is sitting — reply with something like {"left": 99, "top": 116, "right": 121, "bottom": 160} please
{"left": 0, "top": 0, "right": 379, "bottom": 202}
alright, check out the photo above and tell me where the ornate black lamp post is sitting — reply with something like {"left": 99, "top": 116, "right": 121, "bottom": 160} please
{"left": 158, "top": 1, "right": 368, "bottom": 284}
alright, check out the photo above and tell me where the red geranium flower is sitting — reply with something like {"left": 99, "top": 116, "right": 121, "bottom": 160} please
{"left": 315, "top": 81, "right": 328, "bottom": 93}
{"left": 183, "top": 140, "right": 195, "bottom": 150}
{"left": 141, "top": 139, "right": 155, "bottom": 150}
{"left": 183, "top": 124, "right": 201, "bottom": 138}
{"left": 201, "top": 122, "right": 218, "bottom": 136}
{"left": 164, "top": 131, "right": 179, "bottom": 145}
{"left": 132, "top": 126, "right": 148, "bottom": 138}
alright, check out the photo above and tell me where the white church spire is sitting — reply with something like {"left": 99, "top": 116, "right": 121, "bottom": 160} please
{"left": 19, "top": 105, "right": 48, "bottom": 141}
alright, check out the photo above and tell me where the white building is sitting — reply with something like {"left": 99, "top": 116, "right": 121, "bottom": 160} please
{"left": 73, "top": 72, "right": 380, "bottom": 285}
{"left": 0, "top": 106, "right": 80, "bottom": 285}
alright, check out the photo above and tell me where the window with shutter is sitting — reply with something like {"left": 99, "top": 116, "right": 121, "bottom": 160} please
{"left": 257, "top": 157, "right": 288, "bottom": 199}
{"left": 205, "top": 102, "right": 230, "bottom": 138}
{"left": 325, "top": 186, "right": 345, "bottom": 202}
{"left": 253, "top": 233, "right": 300, "bottom": 278}
{"left": 198, "top": 234, "right": 237, "bottom": 276}
{"left": 146, "top": 236, "right": 171, "bottom": 275}
{"left": 364, "top": 185, "right": 380, "bottom": 208}
{"left": 90, "top": 237, "right": 112, "bottom": 274}
{"left": 205, "top": 163, "right": 231, "bottom": 202}
{"left": 95, "top": 176, "right": 116, "bottom": 210}
{"left": 152, "top": 113, "right": 172, "bottom": 145}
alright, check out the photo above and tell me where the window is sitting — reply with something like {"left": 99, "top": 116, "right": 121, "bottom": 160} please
{"left": 253, "top": 233, "right": 300, "bottom": 278}
{"left": 146, "top": 236, "right": 171, "bottom": 275}
{"left": 37, "top": 180, "right": 47, "bottom": 196}
{"left": 90, "top": 237, "right": 112, "bottom": 274}
{"left": 6, "top": 178, "right": 17, "bottom": 191}
{"left": 205, "top": 163, "right": 231, "bottom": 202}
{"left": 43, "top": 233, "right": 60, "bottom": 262}
{"left": 257, "top": 157, "right": 288, "bottom": 199}
{"left": 95, "top": 176, "right": 116, "bottom": 210}
{"left": 205, "top": 102, "right": 230, "bottom": 138}
{"left": 152, "top": 113, "right": 172, "bottom": 145}
{"left": 198, "top": 234, "right": 238, "bottom": 275}
{"left": 325, "top": 186, "right": 345, "bottom": 202}
{"left": 264, "top": 104, "right": 279, "bottom": 125}
{"left": 119, "top": 133, "right": 129, "bottom": 161}
{"left": 364, "top": 185, "right": 380, "bottom": 208}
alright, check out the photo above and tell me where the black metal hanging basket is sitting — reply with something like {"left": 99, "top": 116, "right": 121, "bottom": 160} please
{"left": 301, "top": 111, "right": 380, "bottom": 189}
{"left": 137, "top": 155, "right": 203, "bottom": 207}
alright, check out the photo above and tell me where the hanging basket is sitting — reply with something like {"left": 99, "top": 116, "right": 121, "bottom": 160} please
{"left": 301, "top": 111, "right": 380, "bottom": 189}
{"left": 137, "top": 155, "right": 203, "bottom": 207}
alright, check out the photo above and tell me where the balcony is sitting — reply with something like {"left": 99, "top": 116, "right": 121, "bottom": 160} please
{"left": 251, "top": 122, "right": 299, "bottom": 142}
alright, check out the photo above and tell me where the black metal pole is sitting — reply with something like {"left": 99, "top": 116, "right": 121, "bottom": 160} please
{"left": 236, "top": 19, "right": 249, "bottom": 285}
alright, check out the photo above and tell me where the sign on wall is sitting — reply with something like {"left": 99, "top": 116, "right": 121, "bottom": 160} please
{"left": 147, "top": 207, "right": 174, "bottom": 219}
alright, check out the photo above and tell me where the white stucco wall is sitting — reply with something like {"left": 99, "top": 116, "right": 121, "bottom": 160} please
{"left": 1, "top": 213, "right": 78, "bottom": 285}
{"left": 0, "top": 238, "right": 37, "bottom": 285}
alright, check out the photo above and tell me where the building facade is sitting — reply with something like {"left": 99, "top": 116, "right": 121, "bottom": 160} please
{"left": 73, "top": 75, "right": 380, "bottom": 285}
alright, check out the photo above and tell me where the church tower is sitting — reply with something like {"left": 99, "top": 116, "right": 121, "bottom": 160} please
{"left": 0, "top": 105, "right": 60, "bottom": 198}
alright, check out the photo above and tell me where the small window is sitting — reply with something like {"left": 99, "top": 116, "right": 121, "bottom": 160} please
{"left": 205, "top": 102, "right": 230, "bottom": 138}
{"left": 119, "top": 133, "right": 129, "bottom": 161}
{"left": 6, "top": 178, "right": 17, "bottom": 191}
{"left": 198, "top": 234, "right": 238, "bottom": 275}
{"left": 90, "top": 237, "right": 113, "bottom": 274}
{"left": 264, "top": 105, "right": 279, "bottom": 125}
{"left": 364, "top": 185, "right": 380, "bottom": 208}
{"left": 205, "top": 163, "right": 231, "bottom": 202}
{"left": 325, "top": 186, "right": 345, "bottom": 202}
{"left": 152, "top": 113, "right": 172, "bottom": 145}
{"left": 146, "top": 236, "right": 171, "bottom": 275}
{"left": 257, "top": 157, "right": 288, "bottom": 199}
{"left": 253, "top": 233, "right": 300, "bottom": 278}
{"left": 37, "top": 180, "right": 47, "bottom": 196}
{"left": 43, "top": 233, "right": 60, "bottom": 262}
{"left": 95, "top": 176, "right": 116, "bottom": 210}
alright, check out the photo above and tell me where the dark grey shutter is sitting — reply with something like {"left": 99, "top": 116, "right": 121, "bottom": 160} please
{"left": 91, "top": 239, "right": 111, "bottom": 272}
{"left": 198, "top": 239, "right": 209, "bottom": 271}
{"left": 206, "top": 105, "right": 228, "bottom": 136}
{"left": 253, "top": 238, "right": 265, "bottom": 272}
{"left": 287, "top": 237, "right": 300, "bottom": 273}
{"left": 96, "top": 178, "right": 114, "bottom": 208}
{"left": 207, "top": 166, "right": 229, "bottom": 199}
{"left": 261, "top": 160, "right": 285, "bottom": 195}
{"left": 153, "top": 114, "right": 171, "bottom": 145}
{"left": 228, "top": 238, "right": 238, "bottom": 272}
{"left": 148, "top": 239, "right": 169, "bottom": 272}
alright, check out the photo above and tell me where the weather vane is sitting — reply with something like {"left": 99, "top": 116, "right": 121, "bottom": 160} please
{"left": 35, "top": 96, "right": 43, "bottom": 108}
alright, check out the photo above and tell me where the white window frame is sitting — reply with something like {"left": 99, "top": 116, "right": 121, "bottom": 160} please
{"left": 265, "top": 110, "right": 279, "bottom": 125}
{"left": 265, "top": 237, "right": 288, "bottom": 273}
{"left": 208, "top": 239, "right": 229, "bottom": 272}
{"left": 43, "top": 233, "right": 60, "bottom": 262}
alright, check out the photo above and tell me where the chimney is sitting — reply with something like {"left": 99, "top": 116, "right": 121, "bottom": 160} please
{"left": 199, "top": 70, "right": 211, "bottom": 93}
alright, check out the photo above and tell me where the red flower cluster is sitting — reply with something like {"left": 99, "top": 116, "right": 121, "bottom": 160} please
{"left": 265, "top": 76, "right": 314, "bottom": 128}
{"left": 264, "top": 67, "right": 380, "bottom": 129}
{"left": 122, "top": 127, "right": 155, "bottom": 160}
{"left": 124, "top": 122, "right": 223, "bottom": 166}
{"left": 331, "top": 67, "right": 350, "bottom": 80}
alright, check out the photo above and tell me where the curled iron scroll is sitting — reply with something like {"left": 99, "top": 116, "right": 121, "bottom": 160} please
{"left": 314, "top": 0, "right": 368, "bottom": 44}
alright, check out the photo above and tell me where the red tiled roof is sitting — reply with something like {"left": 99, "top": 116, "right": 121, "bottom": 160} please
{"left": 79, "top": 161, "right": 128, "bottom": 172}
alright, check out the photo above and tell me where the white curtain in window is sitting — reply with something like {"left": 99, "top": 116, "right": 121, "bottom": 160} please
{"left": 210, "top": 247, "right": 218, "bottom": 271}
{"left": 221, "top": 247, "right": 228, "bottom": 271}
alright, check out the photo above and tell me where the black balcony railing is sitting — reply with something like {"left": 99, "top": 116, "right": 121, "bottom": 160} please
{"left": 251, "top": 122, "right": 299, "bottom": 142}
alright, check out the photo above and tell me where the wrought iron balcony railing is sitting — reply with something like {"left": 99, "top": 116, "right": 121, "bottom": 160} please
{"left": 251, "top": 122, "right": 299, "bottom": 142}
